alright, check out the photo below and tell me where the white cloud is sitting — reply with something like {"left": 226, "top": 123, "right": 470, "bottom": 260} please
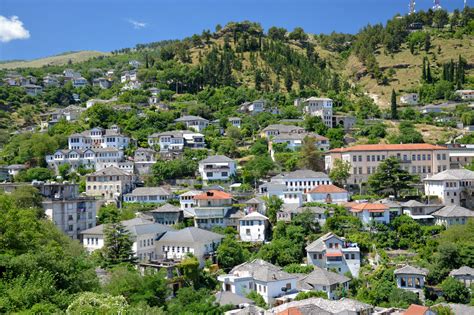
{"left": 128, "top": 19, "right": 147, "bottom": 29}
{"left": 0, "top": 16, "right": 30, "bottom": 43}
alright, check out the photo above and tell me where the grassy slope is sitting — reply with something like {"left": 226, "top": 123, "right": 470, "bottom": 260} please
{"left": 345, "top": 35, "right": 474, "bottom": 107}
{"left": 0, "top": 51, "right": 109, "bottom": 69}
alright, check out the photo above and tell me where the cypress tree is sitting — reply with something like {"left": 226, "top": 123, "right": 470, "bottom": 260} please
{"left": 102, "top": 222, "right": 137, "bottom": 268}
{"left": 422, "top": 57, "right": 427, "bottom": 81}
{"left": 391, "top": 89, "right": 398, "bottom": 120}
{"left": 426, "top": 60, "right": 433, "bottom": 83}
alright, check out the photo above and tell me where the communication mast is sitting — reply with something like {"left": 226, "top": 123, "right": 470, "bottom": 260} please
{"left": 465, "top": 0, "right": 468, "bottom": 9}
{"left": 409, "top": 0, "right": 416, "bottom": 14}
{"left": 433, "top": 0, "right": 442, "bottom": 10}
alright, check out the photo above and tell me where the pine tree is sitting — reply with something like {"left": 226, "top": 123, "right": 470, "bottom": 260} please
{"left": 284, "top": 71, "right": 293, "bottom": 92}
{"left": 101, "top": 222, "right": 137, "bottom": 268}
{"left": 391, "top": 89, "right": 398, "bottom": 120}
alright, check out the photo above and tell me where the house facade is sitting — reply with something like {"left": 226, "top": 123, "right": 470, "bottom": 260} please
{"left": 325, "top": 144, "right": 450, "bottom": 185}
{"left": 198, "top": 155, "right": 236, "bottom": 182}
{"left": 306, "top": 184, "right": 349, "bottom": 204}
{"left": 302, "top": 97, "right": 333, "bottom": 128}
{"left": 394, "top": 265, "right": 428, "bottom": 295}
{"left": 174, "top": 115, "right": 209, "bottom": 132}
{"left": 297, "top": 266, "right": 350, "bottom": 300}
{"left": 400, "top": 93, "right": 419, "bottom": 105}
{"left": 306, "top": 232, "right": 361, "bottom": 277}
{"left": 123, "top": 187, "right": 172, "bottom": 204}
{"left": 147, "top": 130, "right": 205, "bottom": 153}
{"left": 449, "top": 266, "right": 474, "bottom": 288}
{"left": 68, "top": 126, "right": 130, "bottom": 150}
{"left": 239, "top": 212, "right": 269, "bottom": 242}
{"left": 350, "top": 203, "right": 391, "bottom": 225}
{"left": 147, "top": 203, "right": 183, "bottom": 225}
{"left": 85, "top": 166, "right": 135, "bottom": 201}
{"left": 431, "top": 205, "right": 474, "bottom": 227}
{"left": 424, "top": 169, "right": 474, "bottom": 207}
{"left": 193, "top": 190, "right": 234, "bottom": 229}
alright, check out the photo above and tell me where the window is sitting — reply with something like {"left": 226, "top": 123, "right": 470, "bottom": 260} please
{"left": 351, "top": 254, "right": 355, "bottom": 259}
{"left": 286, "top": 283, "right": 292, "bottom": 290}
{"left": 221, "top": 172, "right": 228, "bottom": 177}
{"left": 246, "top": 229, "right": 251, "bottom": 235}
{"left": 206, "top": 172, "right": 213, "bottom": 177}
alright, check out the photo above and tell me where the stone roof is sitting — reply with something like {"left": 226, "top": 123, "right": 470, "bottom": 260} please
{"left": 244, "top": 197, "right": 265, "bottom": 205}
{"left": 275, "top": 169, "right": 330, "bottom": 180}
{"left": 262, "top": 124, "right": 305, "bottom": 133}
{"left": 239, "top": 211, "right": 269, "bottom": 221}
{"left": 267, "top": 298, "right": 372, "bottom": 315}
{"left": 230, "top": 259, "right": 297, "bottom": 282}
{"left": 88, "top": 166, "right": 130, "bottom": 177}
{"left": 305, "top": 232, "right": 344, "bottom": 252}
{"left": 179, "top": 190, "right": 203, "bottom": 197}
{"left": 125, "top": 187, "right": 171, "bottom": 196}
{"left": 150, "top": 203, "right": 181, "bottom": 213}
{"left": 394, "top": 265, "right": 428, "bottom": 276}
{"left": 174, "top": 115, "right": 209, "bottom": 122}
{"left": 81, "top": 218, "right": 174, "bottom": 236}
{"left": 199, "top": 155, "right": 234, "bottom": 163}
{"left": 158, "top": 227, "right": 223, "bottom": 243}
{"left": 401, "top": 200, "right": 427, "bottom": 208}
{"left": 424, "top": 169, "right": 474, "bottom": 181}
{"left": 273, "top": 132, "right": 328, "bottom": 141}
{"left": 449, "top": 266, "right": 474, "bottom": 277}
{"left": 297, "top": 266, "right": 350, "bottom": 289}
{"left": 305, "top": 97, "right": 333, "bottom": 102}
{"left": 214, "top": 291, "right": 254, "bottom": 306}
{"left": 432, "top": 205, "right": 474, "bottom": 218}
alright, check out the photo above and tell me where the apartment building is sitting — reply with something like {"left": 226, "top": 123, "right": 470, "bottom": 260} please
{"left": 325, "top": 144, "right": 450, "bottom": 185}
{"left": 301, "top": 97, "right": 333, "bottom": 128}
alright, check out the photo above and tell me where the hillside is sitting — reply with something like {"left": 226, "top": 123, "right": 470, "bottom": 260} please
{"left": 0, "top": 50, "right": 109, "bottom": 69}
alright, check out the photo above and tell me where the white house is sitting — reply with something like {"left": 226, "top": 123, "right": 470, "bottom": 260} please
{"left": 431, "top": 205, "right": 474, "bottom": 227}
{"left": 306, "top": 232, "right": 361, "bottom": 277}
{"left": 269, "top": 133, "right": 330, "bottom": 157}
{"left": 228, "top": 117, "right": 242, "bottom": 129}
{"left": 198, "top": 155, "right": 236, "bottom": 182}
{"left": 306, "top": 184, "right": 349, "bottom": 204}
{"left": 23, "top": 84, "right": 43, "bottom": 96}
{"left": 400, "top": 93, "right": 419, "bottom": 105}
{"left": 449, "top": 266, "right": 474, "bottom": 288}
{"left": 123, "top": 187, "right": 173, "bottom": 203}
{"left": 218, "top": 259, "right": 298, "bottom": 305}
{"left": 72, "top": 77, "right": 88, "bottom": 88}
{"left": 147, "top": 130, "right": 205, "bottom": 153}
{"left": 179, "top": 190, "right": 203, "bottom": 216}
{"left": 193, "top": 190, "right": 234, "bottom": 229}
{"left": 5, "top": 164, "right": 26, "bottom": 177}
{"left": 302, "top": 97, "right": 333, "bottom": 128}
{"left": 85, "top": 166, "right": 135, "bottom": 202}
{"left": 156, "top": 227, "right": 223, "bottom": 267}
{"left": 239, "top": 212, "right": 269, "bottom": 242}
{"left": 45, "top": 148, "right": 127, "bottom": 173}
{"left": 261, "top": 124, "right": 305, "bottom": 138}
{"left": 424, "top": 169, "right": 474, "bottom": 206}
{"left": 121, "top": 70, "right": 138, "bottom": 83}
{"left": 297, "top": 266, "right": 351, "bottom": 300}
{"left": 92, "top": 77, "right": 111, "bottom": 89}
{"left": 239, "top": 100, "right": 266, "bottom": 115}
{"left": 174, "top": 115, "right": 209, "bottom": 132}
{"left": 68, "top": 126, "right": 130, "bottom": 150}
{"left": 350, "top": 203, "right": 391, "bottom": 225}
{"left": 81, "top": 217, "right": 174, "bottom": 261}
{"left": 394, "top": 265, "right": 428, "bottom": 294}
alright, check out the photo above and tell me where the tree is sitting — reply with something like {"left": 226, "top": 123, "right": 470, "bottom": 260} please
{"left": 304, "top": 116, "right": 328, "bottom": 135}
{"left": 267, "top": 26, "right": 287, "bottom": 41}
{"left": 390, "top": 89, "right": 398, "bottom": 120}
{"left": 101, "top": 222, "right": 136, "bottom": 267}
{"left": 264, "top": 195, "right": 283, "bottom": 225}
{"left": 329, "top": 159, "right": 351, "bottom": 186}
{"left": 246, "top": 291, "right": 267, "bottom": 308}
{"left": 166, "top": 287, "right": 222, "bottom": 314}
{"left": 298, "top": 136, "right": 323, "bottom": 171}
{"left": 58, "top": 163, "right": 71, "bottom": 180}
{"left": 440, "top": 277, "right": 470, "bottom": 304}
{"left": 295, "top": 291, "right": 327, "bottom": 300}
{"left": 216, "top": 236, "right": 249, "bottom": 270}
{"left": 288, "top": 27, "right": 308, "bottom": 41}
{"left": 368, "top": 157, "right": 418, "bottom": 198}
{"left": 15, "top": 167, "right": 54, "bottom": 182}
{"left": 424, "top": 33, "right": 431, "bottom": 52}
{"left": 66, "top": 293, "right": 128, "bottom": 314}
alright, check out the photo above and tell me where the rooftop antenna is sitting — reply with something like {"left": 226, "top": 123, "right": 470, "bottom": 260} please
{"left": 409, "top": 0, "right": 416, "bottom": 14}
{"left": 433, "top": 0, "right": 442, "bottom": 10}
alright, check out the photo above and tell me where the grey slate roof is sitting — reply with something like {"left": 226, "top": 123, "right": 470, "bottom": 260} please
{"left": 297, "top": 266, "right": 350, "bottom": 289}
{"left": 244, "top": 197, "right": 265, "bottom": 205}
{"left": 125, "top": 187, "right": 171, "bottom": 196}
{"left": 276, "top": 169, "right": 330, "bottom": 180}
{"left": 150, "top": 203, "right": 181, "bottom": 213}
{"left": 214, "top": 291, "right": 254, "bottom": 306}
{"left": 230, "top": 259, "right": 297, "bottom": 282}
{"left": 174, "top": 115, "right": 209, "bottom": 122}
{"left": 88, "top": 166, "right": 130, "bottom": 177}
{"left": 424, "top": 169, "right": 474, "bottom": 181}
{"left": 158, "top": 227, "right": 223, "bottom": 243}
{"left": 394, "top": 265, "right": 429, "bottom": 276}
{"left": 432, "top": 205, "right": 474, "bottom": 218}
{"left": 262, "top": 124, "right": 305, "bottom": 133}
{"left": 268, "top": 298, "right": 372, "bottom": 315}
{"left": 305, "top": 232, "right": 343, "bottom": 252}
{"left": 401, "top": 200, "right": 427, "bottom": 207}
{"left": 199, "top": 155, "right": 234, "bottom": 163}
{"left": 81, "top": 218, "right": 174, "bottom": 237}
{"left": 449, "top": 266, "right": 474, "bottom": 277}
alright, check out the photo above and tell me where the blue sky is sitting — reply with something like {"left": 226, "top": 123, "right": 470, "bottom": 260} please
{"left": 0, "top": 0, "right": 466, "bottom": 61}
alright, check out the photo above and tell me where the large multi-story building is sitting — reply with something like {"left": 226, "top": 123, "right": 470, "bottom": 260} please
{"left": 37, "top": 182, "right": 97, "bottom": 240}
{"left": 193, "top": 190, "right": 233, "bottom": 229}
{"left": 306, "top": 232, "right": 361, "bottom": 277}
{"left": 68, "top": 125, "right": 130, "bottom": 150}
{"left": 85, "top": 166, "right": 135, "bottom": 202}
{"left": 325, "top": 144, "right": 450, "bottom": 185}
{"left": 424, "top": 169, "right": 474, "bottom": 207}
{"left": 302, "top": 97, "right": 333, "bottom": 128}
{"left": 198, "top": 155, "right": 237, "bottom": 182}
{"left": 147, "top": 130, "right": 205, "bottom": 153}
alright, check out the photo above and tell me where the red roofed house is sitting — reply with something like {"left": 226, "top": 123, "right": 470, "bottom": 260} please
{"left": 350, "top": 202, "right": 390, "bottom": 225}
{"left": 193, "top": 190, "right": 234, "bottom": 229}
{"left": 325, "top": 143, "right": 450, "bottom": 185}
{"left": 404, "top": 304, "right": 435, "bottom": 315}
{"left": 306, "top": 184, "right": 349, "bottom": 204}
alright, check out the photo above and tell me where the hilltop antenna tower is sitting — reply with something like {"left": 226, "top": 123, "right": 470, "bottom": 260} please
{"left": 409, "top": 0, "right": 416, "bottom": 14}
{"left": 465, "top": 0, "right": 468, "bottom": 9}
{"left": 433, "top": 0, "right": 442, "bottom": 10}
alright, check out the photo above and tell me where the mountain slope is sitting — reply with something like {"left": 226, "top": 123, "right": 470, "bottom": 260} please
{"left": 0, "top": 51, "right": 109, "bottom": 69}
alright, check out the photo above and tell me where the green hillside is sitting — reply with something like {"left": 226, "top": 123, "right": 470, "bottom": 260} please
{"left": 0, "top": 51, "right": 109, "bottom": 69}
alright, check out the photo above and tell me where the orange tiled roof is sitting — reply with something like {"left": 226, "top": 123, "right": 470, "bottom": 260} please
{"left": 329, "top": 143, "right": 447, "bottom": 153}
{"left": 404, "top": 304, "right": 429, "bottom": 315}
{"left": 350, "top": 203, "right": 389, "bottom": 213}
{"left": 194, "top": 190, "right": 232, "bottom": 200}
{"left": 308, "top": 184, "right": 348, "bottom": 194}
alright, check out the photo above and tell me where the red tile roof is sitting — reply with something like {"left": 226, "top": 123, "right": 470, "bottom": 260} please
{"left": 194, "top": 190, "right": 232, "bottom": 200}
{"left": 329, "top": 143, "right": 447, "bottom": 153}
{"left": 308, "top": 184, "right": 348, "bottom": 194}
{"left": 350, "top": 203, "right": 389, "bottom": 213}
{"left": 404, "top": 304, "right": 429, "bottom": 315}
